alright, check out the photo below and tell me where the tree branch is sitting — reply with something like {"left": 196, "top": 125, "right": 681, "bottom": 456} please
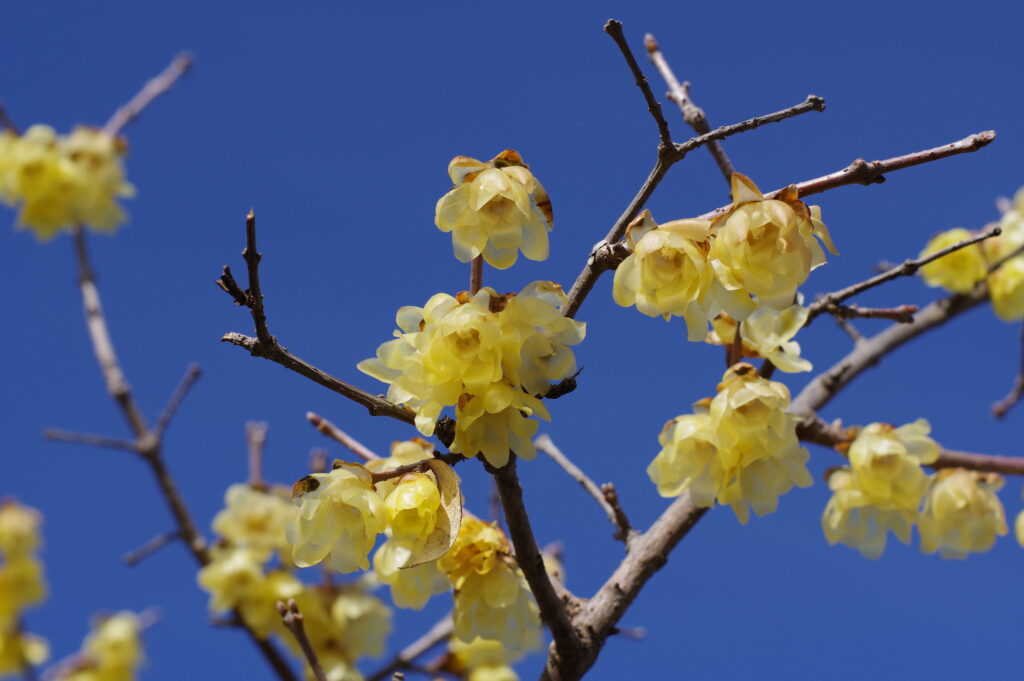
{"left": 806, "top": 224, "right": 1000, "bottom": 323}
{"left": 122, "top": 530, "right": 183, "bottom": 566}
{"left": 102, "top": 52, "right": 194, "bottom": 137}
{"left": 0, "top": 101, "right": 19, "bottom": 135}
{"left": 827, "top": 304, "right": 918, "bottom": 324}
{"left": 644, "top": 33, "right": 734, "bottom": 183}
{"left": 366, "top": 616, "right": 453, "bottom": 681}
{"left": 277, "top": 600, "right": 327, "bottom": 681}
{"left": 491, "top": 457, "right": 580, "bottom": 671}
{"left": 246, "top": 420, "right": 268, "bottom": 488}
{"left": 604, "top": 20, "right": 673, "bottom": 151}
{"left": 42, "top": 428, "right": 138, "bottom": 453}
{"left": 992, "top": 322, "right": 1024, "bottom": 419}
{"left": 306, "top": 412, "right": 381, "bottom": 461}
{"left": 153, "top": 363, "right": 202, "bottom": 439}
{"left": 534, "top": 434, "right": 632, "bottom": 543}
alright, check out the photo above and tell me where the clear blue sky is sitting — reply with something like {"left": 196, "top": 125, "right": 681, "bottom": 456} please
{"left": 2, "top": 1, "right": 1023, "bottom": 679}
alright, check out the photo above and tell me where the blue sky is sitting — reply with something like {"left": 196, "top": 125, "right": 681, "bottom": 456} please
{"left": 2, "top": 1, "right": 1023, "bottom": 679}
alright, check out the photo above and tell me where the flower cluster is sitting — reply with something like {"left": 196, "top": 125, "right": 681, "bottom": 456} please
{"left": 51, "top": 612, "right": 146, "bottom": 681}
{"left": 445, "top": 637, "right": 521, "bottom": 681}
{"left": 437, "top": 515, "right": 541, "bottom": 656}
{"left": 822, "top": 421, "right": 1009, "bottom": 559}
{"left": 647, "top": 364, "right": 812, "bottom": 523}
{"left": 435, "top": 150, "right": 553, "bottom": 270}
{"left": 919, "top": 186, "right": 1024, "bottom": 320}
{"left": 358, "top": 281, "right": 585, "bottom": 467}
{"left": 614, "top": 174, "right": 836, "bottom": 339}
{"left": 0, "top": 125, "right": 134, "bottom": 240}
{"left": 0, "top": 501, "right": 48, "bottom": 674}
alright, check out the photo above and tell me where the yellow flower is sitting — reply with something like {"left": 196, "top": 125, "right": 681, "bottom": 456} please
{"left": 988, "top": 256, "right": 1024, "bottom": 321}
{"left": 82, "top": 612, "right": 144, "bottom": 680}
{"left": 0, "top": 125, "right": 133, "bottom": 240}
{"left": 1016, "top": 507, "right": 1024, "bottom": 547}
{"left": 384, "top": 473, "right": 441, "bottom": 543}
{"left": 448, "top": 637, "right": 520, "bottom": 681}
{"left": 359, "top": 283, "right": 584, "bottom": 468}
{"left": 329, "top": 590, "right": 392, "bottom": 659}
{"left": 706, "top": 303, "right": 812, "bottom": 373}
{"left": 0, "top": 555, "right": 47, "bottom": 626}
{"left": 0, "top": 629, "right": 49, "bottom": 675}
{"left": 0, "top": 501, "right": 42, "bottom": 557}
{"left": 821, "top": 420, "right": 938, "bottom": 558}
{"left": 438, "top": 515, "right": 507, "bottom": 588}
{"left": 709, "top": 174, "right": 836, "bottom": 319}
{"left": 649, "top": 365, "right": 811, "bottom": 523}
{"left": 196, "top": 546, "right": 268, "bottom": 614}
{"left": 373, "top": 539, "right": 450, "bottom": 610}
{"left": 918, "top": 469, "right": 1008, "bottom": 559}
{"left": 212, "top": 484, "right": 297, "bottom": 556}
{"left": 918, "top": 227, "right": 988, "bottom": 293}
{"left": 286, "top": 463, "right": 386, "bottom": 572}
{"left": 612, "top": 210, "right": 716, "bottom": 340}
{"left": 435, "top": 150, "right": 552, "bottom": 269}
{"left": 984, "top": 188, "right": 1024, "bottom": 263}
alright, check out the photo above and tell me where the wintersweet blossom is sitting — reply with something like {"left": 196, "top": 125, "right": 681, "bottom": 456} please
{"left": 0, "top": 125, "right": 133, "bottom": 240}
{"left": 82, "top": 612, "right": 145, "bottom": 680}
{"left": 358, "top": 282, "right": 584, "bottom": 467}
{"left": 0, "top": 630, "right": 49, "bottom": 675}
{"left": 706, "top": 304, "right": 812, "bottom": 373}
{"left": 648, "top": 364, "right": 812, "bottom": 523}
{"left": 448, "top": 637, "right": 520, "bottom": 681}
{"left": 0, "top": 555, "right": 46, "bottom": 626}
{"left": 918, "top": 228, "right": 989, "bottom": 293}
{"left": 439, "top": 516, "right": 541, "bottom": 654}
{"left": 709, "top": 173, "right": 836, "bottom": 319}
{"left": 329, "top": 590, "right": 392, "bottom": 659}
{"left": 821, "top": 420, "right": 939, "bottom": 558}
{"left": 988, "top": 256, "right": 1024, "bottom": 321}
{"left": 918, "top": 469, "right": 1008, "bottom": 559}
{"left": 0, "top": 501, "right": 42, "bottom": 557}
{"left": 435, "top": 150, "right": 553, "bottom": 269}
{"left": 373, "top": 538, "right": 450, "bottom": 610}
{"left": 212, "top": 484, "right": 297, "bottom": 556}
{"left": 612, "top": 210, "right": 716, "bottom": 340}
{"left": 286, "top": 462, "right": 386, "bottom": 573}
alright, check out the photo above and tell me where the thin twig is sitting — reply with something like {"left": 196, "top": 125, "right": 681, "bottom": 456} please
{"left": 828, "top": 304, "right": 918, "bottom": 324}
{"left": 806, "top": 224, "right": 1000, "bottom": 323}
{"left": 122, "top": 530, "right": 183, "bottom": 566}
{"left": 469, "top": 255, "right": 483, "bottom": 296}
{"left": 644, "top": 33, "right": 734, "bottom": 183}
{"left": 246, "top": 421, "right": 268, "bottom": 487}
{"left": 153, "top": 364, "right": 202, "bottom": 439}
{"left": 728, "top": 320, "right": 744, "bottom": 366}
{"left": 599, "top": 483, "right": 634, "bottom": 542}
{"left": 604, "top": 20, "right": 673, "bottom": 150}
{"left": 306, "top": 412, "right": 380, "bottom": 461}
{"left": 366, "top": 616, "right": 453, "bottom": 681}
{"left": 103, "top": 53, "right": 194, "bottom": 137}
{"left": 561, "top": 94, "right": 825, "bottom": 320}
{"left": 0, "top": 102, "right": 19, "bottom": 135}
{"left": 42, "top": 428, "right": 138, "bottom": 453}
{"left": 699, "top": 131, "right": 997, "bottom": 220}
{"left": 993, "top": 322, "right": 1024, "bottom": 419}
{"left": 277, "top": 600, "right": 327, "bottom": 681}
{"left": 834, "top": 315, "right": 864, "bottom": 344}
{"left": 491, "top": 457, "right": 580, "bottom": 669}
{"left": 535, "top": 434, "right": 631, "bottom": 543}
{"left": 368, "top": 452, "right": 463, "bottom": 484}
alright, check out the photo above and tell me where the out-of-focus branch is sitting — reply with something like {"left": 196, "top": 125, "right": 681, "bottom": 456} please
{"left": 806, "top": 224, "right": 1000, "bottom": 324}
{"left": 992, "top": 322, "right": 1024, "bottom": 419}
{"left": 246, "top": 420, "right": 268, "bottom": 488}
{"left": 42, "top": 428, "right": 138, "bottom": 452}
{"left": 306, "top": 412, "right": 381, "bottom": 461}
{"left": 54, "top": 227, "right": 297, "bottom": 681}
{"left": 122, "top": 530, "right": 182, "bottom": 566}
{"left": 534, "top": 434, "right": 633, "bottom": 543}
{"left": 644, "top": 33, "right": 735, "bottom": 182}
{"left": 0, "top": 102, "right": 19, "bottom": 135}
{"left": 491, "top": 457, "right": 581, "bottom": 670}
{"left": 153, "top": 364, "right": 201, "bottom": 439}
{"left": 366, "top": 616, "right": 453, "bottom": 681}
{"left": 103, "top": 53, "right": 194, "bottom": 137}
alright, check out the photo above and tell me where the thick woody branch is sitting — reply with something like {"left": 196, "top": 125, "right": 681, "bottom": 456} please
{"left": 103, "top": 53, "right": 194, "bottom": 137}
{"left": 366, "top": 616, "right": 453, "bottom": 681}
{"left": 644, "top": 33, "right": 734, "bottom": 182}
{"left": 492, "top": 457, "right": 581, "bottom": 669}
{"left": 992, "top": 323, "right": 1024, "bottom": 418}
{"left": 806, "top": 224, "right": 1000, "bottom": 323}
{"left": 534, "top": 434, "right": 633, "bottom": 543}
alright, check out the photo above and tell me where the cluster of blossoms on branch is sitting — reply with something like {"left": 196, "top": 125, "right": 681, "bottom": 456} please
{"left": 920, "top": 186, "right": 1024, "bottom": 320}
{"left": 822, "top": 420, "right": 1008, "bottom": 559}
{"left": 614, "top": 173, "right": 836, "bottom": 342}
{"left": 0, "top": 125, "right": 133, "bottom": 240}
